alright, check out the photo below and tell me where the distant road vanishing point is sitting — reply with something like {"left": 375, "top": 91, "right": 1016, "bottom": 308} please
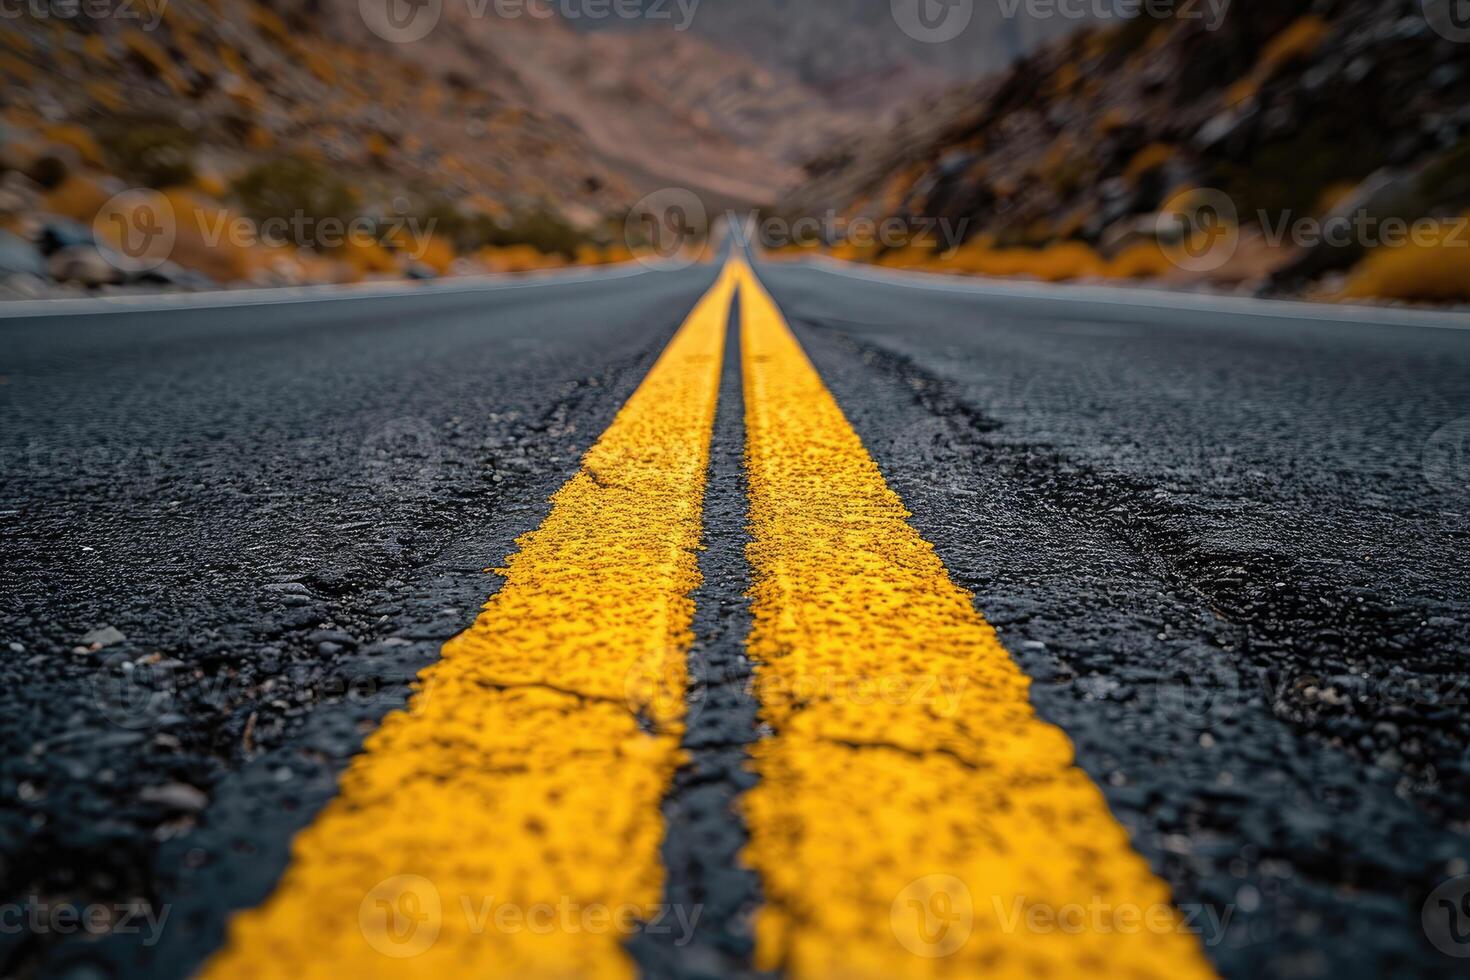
{"left": 3, "top": 254, "right": 1469, "bottom": 979}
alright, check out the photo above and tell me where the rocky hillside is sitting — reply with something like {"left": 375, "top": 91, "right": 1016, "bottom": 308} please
{"left": 0, "top": 0, "right": 912, "bottom": 297}
{"left": 776, "top": 0, "right": 1470, "bottom": 303}
{"left": 416, "top": 10, "right": 880, "bottom": 209}
{"left": 0, "top": 0, "right": 658, "bottom": 295}
{"left": 587, "top": 0, "right": 1089, "bottom": 94}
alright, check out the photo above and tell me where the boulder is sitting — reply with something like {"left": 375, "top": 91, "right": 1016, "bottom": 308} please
{"left": 47, "top": 244, "right": 124, "bottom": 286}
{"left": 37, "top": 216, "right": 94, "bottom": 255}
{"left": 0, "top": 229, "right": 45, "bottom": 277}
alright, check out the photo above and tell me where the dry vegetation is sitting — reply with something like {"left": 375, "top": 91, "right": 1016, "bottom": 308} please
{"left": 0, "top": 0, "right": 645, "bottom": 293}
{"left": 775, "top": 0, "right": 1470, "bottom": 305}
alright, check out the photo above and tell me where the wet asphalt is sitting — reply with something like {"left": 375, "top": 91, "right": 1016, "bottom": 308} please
{"left": 2, "top": 259, "right": 1469, "bottom": 978}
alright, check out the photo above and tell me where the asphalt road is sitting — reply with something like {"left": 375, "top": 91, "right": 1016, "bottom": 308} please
{"left": 2, "top": 258, "right": 1468, "bottom": 978}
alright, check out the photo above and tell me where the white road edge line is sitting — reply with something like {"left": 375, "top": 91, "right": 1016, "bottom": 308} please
{"left": 793, "top": 255, "right": 1470, "bottom": 332}
{"left": 0, "top": 262, "right": 653, "bottom": 320}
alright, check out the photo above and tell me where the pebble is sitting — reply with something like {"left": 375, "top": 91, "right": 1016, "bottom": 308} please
{"left": 263, "top": 582, "right": 311, "bottom": 595}
{"left": 80, "top": 625, "right": 126, "bottom": 647}
{"left": 138, "top": 782, "right": 209, "bottom": 813}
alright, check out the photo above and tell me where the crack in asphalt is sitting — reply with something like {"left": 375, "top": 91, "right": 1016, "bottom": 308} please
{"left": 779, "top": 309, "right": 1470, "bottom": 979}
{"left": 2, "top": 280, "right": 707, "bottom": 979}
{"left": 817, "top": 325, "right": 1470, "bottom": 820}
{"left": 629, "top": 294, "right": 766, "bottom": 980}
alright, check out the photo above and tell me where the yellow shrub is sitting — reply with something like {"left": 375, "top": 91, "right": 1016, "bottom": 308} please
{"left": 478, "top": 245, "right": 558, "bottom": 273}
{"left": 245, "top": 126, "right": 274, "bottom": 150}
{"left": 875, "top": 245, "right": 939, "bottom": 270}
{"left": 41, "top": 175, "right": 110, "bottom": 221}
{"left": 1225, "top": 76, "right": 1260, "bottom": 108}
{"left": 1227, "top": 16, "right": 1329, "bottom": 107}
{"left": 1028, "top": 241, "right": 1106, "bottom": 280}
{"left": 81, "top": 34, "right": 109, "bottom": 63}
{"left": 403, "top": 235, "right": 456, "bottom": 275}
{"left": 122, "top": 30, "right": 188, "bottom": 95}
{"left": 42, "top": 124, "right": 104, "bottom": 166}
{"left": 830, "top": 241, "right": 878, "bottom": 263}
{"left": 0, "top": 52, "right": 36, "bottom": 83}
{"left": 880, "top": 166, "right": 922, "bottom": 212}
{"left": 85, "top": 80, "right": 124, "bottom": 111}
{"left": 192, "top": 170, "right": 227, "bottom": 197}
{"left": 1105, "top": 240, "right": 1174, "bottom": 278}
{"left": 304, "top": 49, "right": 337, "bottom": 85}
{"left": 913, "top": 234, "right": 1190, "bottom": 283}
{"left": 250, "top": 6, "right": 291, "bottom": 43}
{"left": 1338, "top": 218, "right": 1470, "bottom": 302}
{"left": 364, "top": 132, "right": 391, "bottom": 163}
{"left": 1051, "top": 62, "right": 1079, "bottom": 98}
{"left": 939, "top": 240, "right": 1104, "bottom": 280}
{"left": 218, "top": 43, "right": 247, "bottom": 78}
{"left": 161, "top": 189, "right": 263, "bottom": 282}
{"left": 175, "top": 33, "right": 217, "bottom": 79}
{"left": 1260, "top": 15, "right": 1330, "bottom": 73}
{"left": 1316, "top": 181, "right": 1358, "bottom": 214}
{"left": 1124, "top": 143, "right": 1174, "bottom": 184}
{"left": 340, "top": 237, "right": 397, "bottom": 276}
{"left": 1095, "top": 108, "right": 1130, "bottom": 137}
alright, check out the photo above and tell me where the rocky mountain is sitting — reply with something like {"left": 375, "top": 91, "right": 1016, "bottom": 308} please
{"left": 392, "top": 8, "right": 879, "bottom": 208}
{"left": 0, "top": 0, "right": 656, "bottom": 295}
{"left": 775, "top": 0, "right": 1470, "bottom": 303}
{"left": 586, "top": 0, "right": 1088, "bottom": 93}
{"left": 9, "top": 0, "right": 1071, "bottom": 296}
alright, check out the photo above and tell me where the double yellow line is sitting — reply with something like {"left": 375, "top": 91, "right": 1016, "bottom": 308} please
{"left": 203, "top": 259, "right": 1215, "bottom": 979}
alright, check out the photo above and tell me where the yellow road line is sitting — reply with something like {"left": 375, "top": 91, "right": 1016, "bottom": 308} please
{"left": 733, "top": 260, "right": 1217, "bottom": 979}
{"left": 203, "top": 265, "right": 738, "bottom": 979}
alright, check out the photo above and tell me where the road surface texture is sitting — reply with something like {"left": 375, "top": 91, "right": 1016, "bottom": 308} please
{"left": 1, "top": 256, "right": 1467, "bottom": 979}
